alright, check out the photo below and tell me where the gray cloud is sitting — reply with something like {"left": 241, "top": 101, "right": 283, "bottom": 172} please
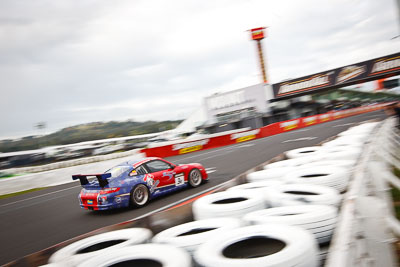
{"left": 0, "top": 0, "right": 399, "bottom": 138}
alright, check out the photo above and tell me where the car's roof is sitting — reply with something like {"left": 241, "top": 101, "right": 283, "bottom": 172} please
{"left": 117, "top": 157, "right": 162, "bottom": 167}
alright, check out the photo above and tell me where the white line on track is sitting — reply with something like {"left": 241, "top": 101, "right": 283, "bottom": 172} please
{"left": 289, "top": 128, "right": 309, "bottom": 133}
{"left": 332, "top": 123, "right": 355, "bottom": 127}
{"left": 282, "top": 137, "right": 318, "bottom": 143}
{"left": 0, "top": 185, "right": 81, "bottom": 208}
{"left": 205, "top": 167, "right": 217, "bottom": 174}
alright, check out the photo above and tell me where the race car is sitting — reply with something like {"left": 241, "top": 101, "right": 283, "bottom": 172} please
{"left": 72, "top": 157, "right": 208, "bottom": 211}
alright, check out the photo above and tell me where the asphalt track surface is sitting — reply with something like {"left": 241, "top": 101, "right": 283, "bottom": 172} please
{"left": 0, "top": 110, "right": 387, "bottom": 265}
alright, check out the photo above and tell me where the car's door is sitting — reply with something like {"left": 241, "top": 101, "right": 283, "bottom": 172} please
{"left": 142, "top": 159, "right": 185, "bottom": 194}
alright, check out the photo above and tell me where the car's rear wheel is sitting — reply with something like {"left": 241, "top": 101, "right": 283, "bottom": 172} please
{"left": 188, "top": 169, "right": 202, "bottom": 188}
{"left": 131, "top": 184, "right": 149, "bottom": 207}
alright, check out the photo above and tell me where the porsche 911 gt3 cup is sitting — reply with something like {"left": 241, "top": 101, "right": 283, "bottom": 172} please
{"left": 72, "top": 157, "right": 208, "bottom": 210}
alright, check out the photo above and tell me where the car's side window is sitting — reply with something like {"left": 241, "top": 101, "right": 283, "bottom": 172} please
{"left": 145, "top": 160, "right": 171, "bottom": 173}
{"left": 135, "top": 165, "right": 148, "bottom": 175}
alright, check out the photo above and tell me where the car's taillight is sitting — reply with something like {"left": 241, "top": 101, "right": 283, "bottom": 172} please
{"left": 100, "top": 187, "right": 120, "bottom": 194}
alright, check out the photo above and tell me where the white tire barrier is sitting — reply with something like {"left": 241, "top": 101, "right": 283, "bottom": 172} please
{"left": 246, "top": 168, "right": 293, "bottom": 182}
{"left": 318, "top": 245, "right": 330, "bottom": 264}
{"left": 192, "top": 191, "right": 266, "bottom": 220}
{"left": 48, "top": 228, "right": 152, "bottom": 265}
{"left": 322, "top": 137, "right": 364, "bottom": 148}
{"left": 77, "top": 244, "right": 192, "bottom": 267}
{"left": 227, "top": 181, "right": 284, "bottom": 192}
{"left": 322, "top": 149, "right": 361, "bottom": 161}
{"left": 243, "top": 205, "right": 337, "bottom": 244}
{"left": 152, "top": 218, "right": 242, "bottom": 254}
{"left": 283, "top": 166, "right": 350, "bottom": 193}
{"left": 263, "top": 156, "right": 317, "bottom": 169}
{"left": 300, "top": 159, "right": 356, "bottom": 170}
{"left": 321, "top": 145, "right": 362, "bottom": 156}
{"left": 338, "top": 122, "right": 377, "bottom": 136}
{"left": 194, "top": 224, "right": 318, "bottom": 267}
{"left": 285, "top": 147, "right": 323, "bottom": 159}
{"left": 337, "top": 133, "right": 368, "bottom": 141}
{"left": 266, "top": 184, "right": 341, "bottom": 207}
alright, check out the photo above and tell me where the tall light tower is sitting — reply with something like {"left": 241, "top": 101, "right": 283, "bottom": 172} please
{"left": 249, "top": 27, "right": 268, "bottom": 84}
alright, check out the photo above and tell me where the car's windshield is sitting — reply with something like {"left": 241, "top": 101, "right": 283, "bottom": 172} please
{"left": 104, "top": 166, "right": 131, "bottom": 178}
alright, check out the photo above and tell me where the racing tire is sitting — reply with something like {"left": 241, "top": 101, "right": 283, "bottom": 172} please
{"left": 188, "top": 168, "right": 202, "bottom": 188}
{"left": 152, "top": 218, "right": 242, "bottom": 254}
{"left": 130, "top": 184, "right": 150, "bottom": 208}
{"left": 243, "top": 205, "right": 337, "bottom": 244}
{"left": 194, "top": 224, "right": 318, "bottom": 267}
{"left": 77, "top": 244, "right": 191, "bottom": 267}
{"left": 48, "top": 228, "right": 152, "bottom": 265}
{"left": 192, "top": 190, "right": 266, "bottom": 220}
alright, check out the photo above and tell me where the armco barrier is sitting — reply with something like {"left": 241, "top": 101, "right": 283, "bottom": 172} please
{"left": 141, "top": 104, "right": 386, "bottom": 158}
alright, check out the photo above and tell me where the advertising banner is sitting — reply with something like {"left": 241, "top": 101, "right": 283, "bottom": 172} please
{"left": 272, "top": 52, "right": 400, "bottom": 99}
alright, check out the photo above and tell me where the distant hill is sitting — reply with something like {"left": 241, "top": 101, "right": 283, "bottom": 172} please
{"left": 0, "top": 120, "right": 182, "bottom": 153}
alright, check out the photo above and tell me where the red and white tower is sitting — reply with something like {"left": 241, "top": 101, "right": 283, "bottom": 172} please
{"left": 249, "top": 27, "right": 268, "bottom": 84}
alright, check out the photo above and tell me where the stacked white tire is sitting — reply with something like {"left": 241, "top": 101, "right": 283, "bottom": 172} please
{"left": 300, "top": 159, "right": 355, "bottom": 170}
{"left": 152, "top": 218, "right": 242, "bottom": 254}
{"left": 192, "top": 191, "right": 266, "bottom": 220}
{"left": 263, "top": 156, "right": 317, "bottom": 169}
{"left": 77, "top": 244, "right": 192, "bottom": 267}
{"left": 227, "top": 181, "right": 284, "bottom": 192}
{"left": 243, "top": 205, "right": 337, "bottom": 244}
{"left": 285, "top": 146, "right": 323, "bottom": 159}
{"left": 246, "top": 168, "right": 293, "bottom": 182}
{"left": 48, "top": 228, "right": 152, "bottom": 266}
{"left": 194, "top": 224, "right": 318, "bottom": 267}
{"left": 266, "top": 184, "right": 341, "bottom": 207}
{"left": 283, "top": 166, "right": 350, "bottom": 193}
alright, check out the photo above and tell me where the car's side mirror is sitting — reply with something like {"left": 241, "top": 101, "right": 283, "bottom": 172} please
{"left": 129, "top": 170, "right": 138, "bottom": 176}
{"left": 169, "top": 164, "right": 176, "bottom": 170}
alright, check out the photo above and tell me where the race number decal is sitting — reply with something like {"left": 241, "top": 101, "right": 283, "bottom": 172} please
{"left": 175, "top": 173, "right": 184, "bottom": 186}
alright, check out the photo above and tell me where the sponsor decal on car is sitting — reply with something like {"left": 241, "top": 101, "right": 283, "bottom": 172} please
{"left": 280, "top": 120, "right": 300, "bottom": 131}
{"left": 87, "top": 200, "right": 93, "bottom": 205}
{"left": 174, "top": 173, "right": 185, "bottom": 186}
{"left": 231, "top": 129, "right": 260, "bottom": 143}
{"left": 144, "top": 174, "right": 159, "bottom": 193}
{"left": 172, "top": 139, "right": 210, "bottom": 154}
{"left": 303, "top": 116, "right": 317, "bottom": 126}
{"left": 162, "top": 171, "right": 175, "bottom": 181}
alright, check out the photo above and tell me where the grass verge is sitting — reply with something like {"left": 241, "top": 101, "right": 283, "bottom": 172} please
{"left": 0, "top": 187, "right": 47, "bottom": 200}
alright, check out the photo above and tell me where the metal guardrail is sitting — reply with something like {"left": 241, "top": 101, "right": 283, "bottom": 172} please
{"left": 326, "top": 118, "right": 399, "bottom": 267}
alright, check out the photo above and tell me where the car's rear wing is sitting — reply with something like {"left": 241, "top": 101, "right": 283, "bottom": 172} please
{"left": 72, "top": 173, "right": 111, "bottom": 188}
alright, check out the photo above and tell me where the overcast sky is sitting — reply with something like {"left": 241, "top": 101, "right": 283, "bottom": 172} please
{"left": 1, "top": 0, "right": 399, "bottom": 139}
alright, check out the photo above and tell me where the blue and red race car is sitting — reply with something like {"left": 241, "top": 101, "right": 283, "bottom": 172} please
{"left": 72, "top": 157, "right": 208, "bottom": 210}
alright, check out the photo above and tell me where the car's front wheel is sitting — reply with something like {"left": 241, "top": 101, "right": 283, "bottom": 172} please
{"left": 188, "top": 169, "right": 202, "bottom": 188}
{"left": 130, "top": 184, "right": 149, "bottom": 208}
